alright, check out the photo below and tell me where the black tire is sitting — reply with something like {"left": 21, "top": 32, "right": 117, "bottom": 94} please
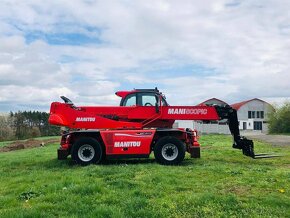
{"left": 154, "top": 136, "right": 186, "bottom": 165}
{"left": 71, "top": 137, "right": 103, "bottom": 165}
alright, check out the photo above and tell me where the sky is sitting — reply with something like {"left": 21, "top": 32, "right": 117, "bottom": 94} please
{"left": 0, "top": 0, "right": 289, "bottom": 112}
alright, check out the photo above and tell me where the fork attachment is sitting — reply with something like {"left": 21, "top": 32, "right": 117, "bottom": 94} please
{"left": 232, "top": 137, "right": 280, "bottom": 159}
{"left": 233, "top": 137, "right": 255, "bottom": 158}
{"left": 215, "top": 105, "right": 280, "bottom": 159}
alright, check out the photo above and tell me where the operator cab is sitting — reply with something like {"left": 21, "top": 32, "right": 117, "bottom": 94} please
{"left": 117, "top": 88, "right": 168, "bottom": 107}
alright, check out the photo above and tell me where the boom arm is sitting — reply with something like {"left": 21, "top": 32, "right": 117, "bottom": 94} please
{"left": 214, "top": 105, "right": 255, "bottom": 158}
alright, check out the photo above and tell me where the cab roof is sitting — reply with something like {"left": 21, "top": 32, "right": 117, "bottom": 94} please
{"left": 115, "top": 90, "right": 137, "bottom": 98}
{"left": 115, "top": 88, "right": 160, "bottom": 98}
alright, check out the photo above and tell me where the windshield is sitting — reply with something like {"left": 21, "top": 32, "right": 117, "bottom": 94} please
{"left": 121, "top": 92, "right": 168, "bottom": 106}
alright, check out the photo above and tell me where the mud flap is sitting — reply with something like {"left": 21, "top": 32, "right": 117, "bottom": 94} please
{"left": 189, "top": 146, "right": 200, "bottom": 158}
{"left": 57, "top": 148, "right": 69, "bottom": 160}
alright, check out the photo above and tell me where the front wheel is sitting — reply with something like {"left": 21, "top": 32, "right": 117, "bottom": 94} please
{"left": 71, "top": 137, "right": 103, "bottom": 165}
{"left": 154, "top": 136, "right": 186, "bottom": 165}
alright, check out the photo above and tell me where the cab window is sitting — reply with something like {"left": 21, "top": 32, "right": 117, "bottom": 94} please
{"left": 121, "top": 92, "right": 168, "bottom": 106}
{"left": 139, "top": 93, "right": 157, "bottom": 106}
{"left": 123, "top": 94, "right": 136, "bottom": 106}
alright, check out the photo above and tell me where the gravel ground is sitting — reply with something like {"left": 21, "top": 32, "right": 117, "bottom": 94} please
{"left": 245, "top": 134, "right": 290, "bottom": 146}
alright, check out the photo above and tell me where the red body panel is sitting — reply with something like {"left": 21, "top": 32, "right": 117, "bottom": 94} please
{"left": 49, "top": 103, "right": 220, "bottom": 129}
{"left": 49, "top": 102, "right": 143, "bottom": 129}
{"left": 100, "top": 129, "right": 156, "bottom": 155}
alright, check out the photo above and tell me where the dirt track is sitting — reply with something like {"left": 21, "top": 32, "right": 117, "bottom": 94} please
{"left": 246, "top": 134, "right": 290, "bottom": 146}
{"left": 0, "top": 138, "right": 59, "bottom": 152}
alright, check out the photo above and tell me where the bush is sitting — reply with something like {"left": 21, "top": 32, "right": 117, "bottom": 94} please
{"left": 0, "top": 115, "right": 15, "bottom": 141}
{"left": 30, "top": 127, "right": 41, "bottom": 138}
{"left": 0, "top": 126, "right": 14, "bottom": 141}
{"left": 268, "top": 102, "right": 290, "bottom": 134}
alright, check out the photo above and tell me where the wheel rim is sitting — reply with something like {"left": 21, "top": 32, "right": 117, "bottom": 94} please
{"left": 161, "top": 143, "right": 178, "bottom": 161}
{"left": 78, "top": 144, "right": 95, "bottom": 162}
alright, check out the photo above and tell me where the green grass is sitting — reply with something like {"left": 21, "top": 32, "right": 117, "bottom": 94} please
{"left": 0, "top": 135, "right": 289, "bottom": 217}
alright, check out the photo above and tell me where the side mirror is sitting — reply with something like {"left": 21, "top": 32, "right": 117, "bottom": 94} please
{"left": 60, "top": 96, "right": 74, "bottom": 105}
{"left": 60, "top": 96, "right": 79, "bottom": 110}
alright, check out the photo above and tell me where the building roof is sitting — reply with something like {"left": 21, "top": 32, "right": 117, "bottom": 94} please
{"left": 197, "top": 98, "right": 229, "bottom": 106}
{"left": 230, "top": 98, "right": 271, "bottom": 110}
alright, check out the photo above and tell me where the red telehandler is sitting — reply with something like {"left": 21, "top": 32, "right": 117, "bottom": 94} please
{"left": 49, "top": 88, "right": 274, "bottom": 165}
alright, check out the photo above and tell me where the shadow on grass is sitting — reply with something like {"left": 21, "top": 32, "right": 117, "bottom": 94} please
{"left": 41, "top": 156, "right": 198, "bottom": 169}
{"left": 102, "top": 158, "right": 156, "bottom": 165}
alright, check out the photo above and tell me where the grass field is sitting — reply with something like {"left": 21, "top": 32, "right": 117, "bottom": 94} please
{"left": 0, "top": 135, "right": 289, "bottom": 217}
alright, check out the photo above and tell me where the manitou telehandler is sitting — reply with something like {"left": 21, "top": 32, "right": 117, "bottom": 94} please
{"left": 49, "top": 88, "right": 274, "bottom": 165}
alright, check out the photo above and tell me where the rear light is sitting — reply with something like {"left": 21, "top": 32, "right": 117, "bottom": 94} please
{"left": 60, "top": 135, "right": 71, "bottom": 144}
{"left": 62, "top": 143, "right": 69, "bottom": 149}
{"left": 60, "top": 135, "right": 71, "bottom": 150}
{"left": 192, "top": 130, "right": 199, "bottom": 142}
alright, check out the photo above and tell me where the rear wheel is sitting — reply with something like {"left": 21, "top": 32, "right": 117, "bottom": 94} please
{"left": 154, "top": 136, "right": 185, "bottom": 165}
{"left": 71, "top": 137, "right": 103, "bottom": 165}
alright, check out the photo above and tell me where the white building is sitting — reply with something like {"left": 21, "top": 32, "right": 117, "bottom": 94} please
{"left": 174, "top": 98, "right": 274, "bottom": 134}
{"left": 198, "top": 98, "right": 228, "bottom": 107}
{"left": 231, "top": 98, "right": 274, "bottom": 133}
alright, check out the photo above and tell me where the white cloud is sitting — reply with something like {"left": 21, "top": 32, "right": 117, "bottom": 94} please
{"left": 0, "top": 0, "right": 289, "bottom": 111}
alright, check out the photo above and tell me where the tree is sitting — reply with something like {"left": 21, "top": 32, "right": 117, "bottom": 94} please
{"left": 0, "top": 115, "right": 14, "bottom": 141}
{"left": 14, "top": 112, "right": 27, "bottom": 139}
{"left": 268, "top": 102, "right": 290, "bottom": 134}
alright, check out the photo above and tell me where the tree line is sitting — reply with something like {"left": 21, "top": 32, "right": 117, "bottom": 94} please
{"left": 268, "top": 102, "right": 290, "bottom": 134}
{"left": 0, "top": 111, "right": 60, "bottom": 141}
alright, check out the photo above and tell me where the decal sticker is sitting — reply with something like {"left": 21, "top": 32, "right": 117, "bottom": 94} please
{"left": 167, "top": 108, "right": 207, "bottom": 115}
{"left": 114, "top": 141, "right": 141, "bottom": 147}
{"left": 75, "top": 117, "right": 96, "bottom": 122}
{"left": 114, "top": 133, "right": 152, "bottom": 137}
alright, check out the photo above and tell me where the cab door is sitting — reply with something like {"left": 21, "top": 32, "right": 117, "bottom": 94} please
{"left": 137, "top": 92, "right": 158, "bottom": 106}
